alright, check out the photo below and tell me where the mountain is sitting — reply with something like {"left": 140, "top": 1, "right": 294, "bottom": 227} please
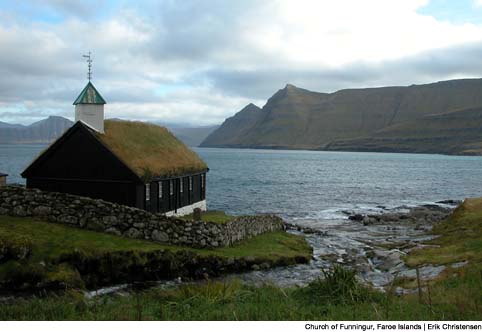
{"left": 0, "top": 116, "right": 218, "bottom": 147}
{"left": 0, "top": 121, "right": 24, "bottom": 129}
{"left": 0, "top": 116, "right": 73, "bottom": 143}
{"left": 200, "top": 78, "right": 482, "bottom": 154}
{"left": 200, "top": 103, "right": 262, "bottom": 147}
{"left": 325, "top": 106, "right": 482, "bottom": 155}
{"left": 170, "top": 125, "right": 219, "bottom": 147}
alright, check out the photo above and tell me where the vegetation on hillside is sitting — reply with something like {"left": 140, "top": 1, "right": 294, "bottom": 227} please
{"left": 0, "top": 216, "right": 311, "bottom": 290}
{"left": 405, "top": 197, "right": 482, "bottom": 267}
{"left": 201, "top": 79, "right": 482, "bottom": 155}
{"left": 1, "top": 197, "right": 481, "bottom": 320}
{"left": 0, "top": 262, "right": 480, "bottom": 320}
{"left": 326, "top": 107, "right": 482, "bottom": 155}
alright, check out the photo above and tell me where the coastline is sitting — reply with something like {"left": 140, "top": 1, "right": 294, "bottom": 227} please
{"left": 0, "top": 199, "right": 458, "bottom": 301}
{"left": 1, "top": 198, "right": 481, "bottom": 320}
{"left": 239, "top": 201, "right": 459, "bottom": 290}
{"left": 197, "top": 145, "right": 482, "bottom": 157}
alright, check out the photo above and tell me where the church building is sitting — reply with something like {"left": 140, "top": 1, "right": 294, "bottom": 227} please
{"left": 22, "top": 57, "right": 208, "bottom": 216}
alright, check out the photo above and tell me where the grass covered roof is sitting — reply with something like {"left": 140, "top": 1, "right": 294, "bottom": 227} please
{"left": 95, "top": 120, "right": 207, "bottom": 180}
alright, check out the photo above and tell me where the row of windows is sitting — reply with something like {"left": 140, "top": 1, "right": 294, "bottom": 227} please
{"left": 145, "top": 175, "right": 202, "bottom": 201}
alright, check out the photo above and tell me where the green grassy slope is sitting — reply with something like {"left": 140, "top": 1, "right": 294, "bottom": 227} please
{"left": 0, "top": 216, "right": 311, "bottom": 290}
{"left": 201, "top": 78, "right": 482, "bottom": 154}
{"left": 405, "top": 197, "right": 482, "bottom": 267}
{"left": 326, "top": 107, "right": 482, "bottom": 155}
{"left": 1, "top": 199, "right": 482, "bottom": 320}
{"left": 0, "top": 216, "right": 310, "bottom": 261}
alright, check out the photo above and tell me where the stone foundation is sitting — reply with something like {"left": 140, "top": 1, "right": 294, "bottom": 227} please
{"left": 0, "top": 186, "right": 284, "bottom": 248}
{"left": 165, "top": 200, "right": 207, "bottom": 217}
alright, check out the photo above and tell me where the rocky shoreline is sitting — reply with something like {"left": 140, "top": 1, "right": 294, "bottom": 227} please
{"left": 0, "top": 201, "right": 461, "bottom": 300}
{"left": 238, "top": 202, "right": 461, "bottom": 292}
{"left": 84, "top": 202, "right": 461, "bottom": 295}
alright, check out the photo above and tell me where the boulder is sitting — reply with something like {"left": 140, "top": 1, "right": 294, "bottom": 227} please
{"left": 124, "top": 228, "right": 142, "bottom": 239}
{"left": 151, "top": 230, "right": 169, "bottom": 243}
{"left": 349, "top": 214, "right": 364, "bottom": 221}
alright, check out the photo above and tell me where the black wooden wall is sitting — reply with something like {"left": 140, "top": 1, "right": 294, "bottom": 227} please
{"left": 23, "top": 123, "right": 143, "bottom": 208}
{"left": 23, "top": 122, "right": 207, "bottom": 213}
{"left": 145, "top": 173, "right": 207, "bottom": 214}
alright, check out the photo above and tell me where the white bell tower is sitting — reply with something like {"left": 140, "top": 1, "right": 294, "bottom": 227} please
{"left": 73, "top": 52, "right": 106, "bottom": 133}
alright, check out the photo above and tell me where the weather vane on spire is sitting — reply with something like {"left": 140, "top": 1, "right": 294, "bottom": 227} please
{"left": 82, "top": 51, "right": 93, "bottom": 81}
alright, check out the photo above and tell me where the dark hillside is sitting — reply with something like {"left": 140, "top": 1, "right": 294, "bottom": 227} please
{"left": 201, "top": 78, "right": 482, "bottom": 154}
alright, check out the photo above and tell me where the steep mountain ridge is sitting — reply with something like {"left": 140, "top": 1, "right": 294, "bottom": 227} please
{"left": 200, "top": 103, "right": 264, "bottom": 147}
{"left": 201, "top": 78, "right": 482, "bottom": 154}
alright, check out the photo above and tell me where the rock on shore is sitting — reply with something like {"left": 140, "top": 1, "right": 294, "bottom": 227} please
{"left": 240, "top": 202, "right": 459, "bottom": 290}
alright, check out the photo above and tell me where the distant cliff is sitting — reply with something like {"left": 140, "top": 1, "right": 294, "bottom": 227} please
{"left": 200, "top": 103, "right": 262, "bottom": 147}
{"left": 0, "top": 116, "right": 73, "bottom": 144}
{"left": 0, "top": 116, "right": 218, "bottom": 147}
{"left": 200, "top": 78, "right": 482, "bottom": 155}
{"left": 170, "top": 125, "right": 219, "bottom": 147}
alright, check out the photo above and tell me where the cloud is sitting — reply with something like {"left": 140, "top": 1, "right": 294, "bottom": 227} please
{"left": 1, "top": 0, "right": 482, "bottom": 126}
{"left": 204, "top": 41, "right": 482, "bottom": 98}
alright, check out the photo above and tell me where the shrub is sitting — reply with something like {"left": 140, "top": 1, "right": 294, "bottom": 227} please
{"left": 0, "top": 261, "right": 47, "bottom": 289}
{"left": 0, "top": 235, "right": 32, "bottom": 262}
{"left": 297, "top": 265, "right": 380, "bottom": 304}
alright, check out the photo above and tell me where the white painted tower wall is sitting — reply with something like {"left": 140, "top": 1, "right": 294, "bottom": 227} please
{"left": 75, "top": 104, "right": 104, "bottom": 133}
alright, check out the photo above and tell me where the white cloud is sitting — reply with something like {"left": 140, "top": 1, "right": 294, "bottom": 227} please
{"left": 1, "top": 0, "right": 482, "bottom": 125}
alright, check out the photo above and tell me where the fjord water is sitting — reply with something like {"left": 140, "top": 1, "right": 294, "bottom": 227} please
{"left": 193, "top": 147, "right": 482, "bottom": 220}
{"left": 3, "top": 144, "right": 482, "bottom": 221}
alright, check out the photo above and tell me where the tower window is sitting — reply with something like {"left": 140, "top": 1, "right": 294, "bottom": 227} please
{"left": 189, "top": 176, "right": 193, "bottom": 191}
{"left": 158, "top": 182, "right": 162, "bottom": 198}
{"left": 169, "top": 180, "right": 173, "bottom": 196}
{"left": 180, "top": 178, "right": 183, "bottom": 193}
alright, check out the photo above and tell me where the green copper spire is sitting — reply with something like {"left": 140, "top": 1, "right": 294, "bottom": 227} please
{"left": 73, "top": 81, "right": 106, "bottom": 105}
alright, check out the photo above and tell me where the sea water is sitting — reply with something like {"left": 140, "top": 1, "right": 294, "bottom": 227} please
{"left": 2, "top": 144, "right": 482, "bottom": 221}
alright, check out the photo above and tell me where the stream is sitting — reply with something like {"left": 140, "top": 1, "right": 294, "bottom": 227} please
{"left": 84, "top": 202, "right": 462, "bottom": 299}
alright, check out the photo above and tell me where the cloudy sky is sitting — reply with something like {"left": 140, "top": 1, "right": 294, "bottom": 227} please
{"left": 2, "top": 0, "right": 482, "bottom": 126}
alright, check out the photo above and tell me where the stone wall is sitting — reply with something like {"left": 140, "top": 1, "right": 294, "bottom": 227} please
{"left": 0, "top": 186, "right": 284, "bottom": 248}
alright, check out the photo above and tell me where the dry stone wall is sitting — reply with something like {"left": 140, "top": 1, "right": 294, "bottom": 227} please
{"left": 0, "top": 186, "right": 284, "bottom": 248}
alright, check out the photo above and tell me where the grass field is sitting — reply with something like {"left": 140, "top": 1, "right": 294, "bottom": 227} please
{"left": 0, "top": 263, "right": 480, "bottom": 320}
{"left": 0, "top": 215, "right": 311, "bottom": 291}
{"left": 0, "top": 198, "right": 481, "bottom": 320}
{"left": 0, "top": 215, "right": 310, "bottom": 261}
{"left": 405, "top": 197, "right": 482, "bottom": 267}
{"left": 179, "top": 210, "right": 233, "bottom": 224}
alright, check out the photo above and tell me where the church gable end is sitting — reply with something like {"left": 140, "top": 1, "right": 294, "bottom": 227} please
{"left": 22, "top": 122, "right": 141, "bottom": 182}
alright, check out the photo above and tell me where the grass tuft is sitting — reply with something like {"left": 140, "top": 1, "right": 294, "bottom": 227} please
{"left": 296, "top": 265, "right": 382, "bottom": 305}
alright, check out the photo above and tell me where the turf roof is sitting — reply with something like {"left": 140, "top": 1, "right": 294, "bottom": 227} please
{"left": 95, "top": 120, "right": 208, "bottom": 180}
